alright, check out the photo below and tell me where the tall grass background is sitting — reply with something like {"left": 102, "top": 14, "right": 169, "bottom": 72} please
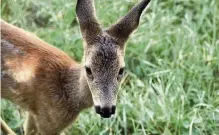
{"left": 1, "top": 0, "right": 219, "bottom": 134}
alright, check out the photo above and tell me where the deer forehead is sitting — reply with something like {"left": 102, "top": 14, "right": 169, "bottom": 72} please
{"left": 85, "top": 41, "right": 125, "bottom": 68}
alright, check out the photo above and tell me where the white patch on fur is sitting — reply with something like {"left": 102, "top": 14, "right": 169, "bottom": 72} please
{"left": 13, "top": 67, "right": 35, "bottom": 82}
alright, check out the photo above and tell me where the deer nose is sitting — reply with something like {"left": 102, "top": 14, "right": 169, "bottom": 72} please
{"left": 94, "top": 105, "right": 116, "bottom": 118}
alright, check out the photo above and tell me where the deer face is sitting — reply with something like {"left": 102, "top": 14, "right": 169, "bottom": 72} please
{"left": 76, "top": 0, "right": 150, "bottom": 118}
{"left": 83, "top": 33, "right": 125, "bottom": 118}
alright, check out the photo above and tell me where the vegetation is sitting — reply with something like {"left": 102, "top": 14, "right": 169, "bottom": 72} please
{"left": 1, "top": 0, "right": 219, "bottom": 134}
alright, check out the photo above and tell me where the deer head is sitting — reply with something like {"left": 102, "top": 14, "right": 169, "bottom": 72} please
{"left": 76, "top": 0, "right": 150, "bottom": 118}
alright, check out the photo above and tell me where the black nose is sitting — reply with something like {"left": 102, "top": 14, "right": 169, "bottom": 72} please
{"left": 94, "top": 105, "right": 116, "bottom": 118}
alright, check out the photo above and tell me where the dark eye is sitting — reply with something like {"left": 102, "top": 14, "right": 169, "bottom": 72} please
{"left": 118, "top": 67, "right": 125, "bottom": 76}
{"left": 85, "top": 66, "right": 92, "bottom": 75}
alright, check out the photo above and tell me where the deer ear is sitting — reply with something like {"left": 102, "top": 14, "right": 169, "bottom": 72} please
{"left": 76, "top": 0, "right": 102, "bottom": 43}
{"left": 106, "top": 0, "right": 150, "bottom": 44}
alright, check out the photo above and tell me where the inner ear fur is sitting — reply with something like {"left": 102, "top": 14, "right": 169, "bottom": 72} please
{"left": 106, "top": 0, "right": 151, "bottom": 44}
{"left": 76, "top": 0, "right": 102, "bottom": 43}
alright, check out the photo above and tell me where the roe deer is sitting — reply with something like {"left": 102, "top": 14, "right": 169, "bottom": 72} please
{"left": 1, "top": 0, "right": 150, "bottom": 134}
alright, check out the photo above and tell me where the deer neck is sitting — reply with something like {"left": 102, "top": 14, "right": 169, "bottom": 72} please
{"left": 78, "top": 69, "right": 93, "bottom": 109}
{"left": 67, "top": 65, "right": 93, "bottom": 111}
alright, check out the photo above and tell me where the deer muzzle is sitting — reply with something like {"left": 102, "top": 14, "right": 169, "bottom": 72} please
{"left": 95, "top": 105, "right": 116, "bottom": 118}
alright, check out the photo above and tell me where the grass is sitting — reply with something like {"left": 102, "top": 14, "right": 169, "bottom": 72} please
{"left": 1, "top": 0, "right": 219, "bottom": 134}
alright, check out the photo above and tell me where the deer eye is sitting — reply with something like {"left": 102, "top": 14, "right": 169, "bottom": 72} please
{"left": 85, "top": 66, "right": 92, "bottom": 75}
{"left": 118, "top": 67, "right": 125, "bottom": 76}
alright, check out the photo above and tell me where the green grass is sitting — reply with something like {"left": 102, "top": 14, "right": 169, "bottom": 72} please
{"left": 1, "top": 0, "right": 219, "bottom": 134}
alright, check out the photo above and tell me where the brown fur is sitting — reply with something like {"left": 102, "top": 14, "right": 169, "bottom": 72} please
{"left": 1, "top": 0, "right": 150, "bottom": 134}
{"left": 1, "top": 20, "right": 92, "bottom": 134}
